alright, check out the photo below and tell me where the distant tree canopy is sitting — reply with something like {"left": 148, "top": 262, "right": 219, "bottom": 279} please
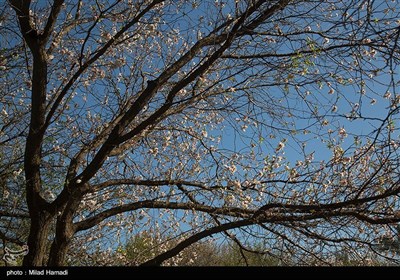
{"left": 1, "top": 0, "right": 400, "bottom": 266}
{"left": 70, "top": 230, "right": 393, "bottom": 266}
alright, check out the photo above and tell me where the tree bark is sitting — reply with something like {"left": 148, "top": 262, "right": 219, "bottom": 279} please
{"left": 47, "top": 199, "right": 79, "bottom": 266}
{"left": 22, "top": 48, "right": 51, "bottom": 266}
{"left": 23, "top": 211, "right": 53, "bottom": 266}
{"left": 47, "top": 222, "right": 73, "bottom": 266}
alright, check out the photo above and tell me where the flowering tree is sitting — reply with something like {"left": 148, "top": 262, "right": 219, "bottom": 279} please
{"left": 1, "top": 0, "right": 400, "bottom": 266}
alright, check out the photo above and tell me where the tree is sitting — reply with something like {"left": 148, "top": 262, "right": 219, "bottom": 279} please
{"left": 1, "top": 0, "right": 400, "bottom": 266}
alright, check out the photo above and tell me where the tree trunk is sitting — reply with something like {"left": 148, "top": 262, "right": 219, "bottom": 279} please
{"left": 47, "top": 235, "right": 71, "bottom": 266}
{"left": 47, "top": 200, "right": 79, "bottom": 266}
{"left": 47, "top": 221, "right": 75, "bottom": 266}
{"left": 23, "top": 212, "right": 53, "bottom": 266}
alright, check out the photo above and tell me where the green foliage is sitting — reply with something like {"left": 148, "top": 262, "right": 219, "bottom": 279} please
{"left": 124, "top": 231, "right": 157, "bottom": 265}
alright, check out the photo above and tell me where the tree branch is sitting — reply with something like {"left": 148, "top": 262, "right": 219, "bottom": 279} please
{"left": 0, "top": 210, "right": 30, "bottom": 219}
{"left": 8, "top": 0, "right": 36, "bottom": 45}
{"left": 139, "top": 218, "right": 253, "bottom": 266}
{"left": 139, "top": 209, "right": 400, "bottom": 266}
{"left": 40, "top": 0, "right": 64, "bottom": 43}
{"left": 91, "top": 179, "right": 212, "bottom": 192}
{"left": 221, "top": 42, "right": 374, "bottom": 59}
{"left": 75, "top": 200, "right": 254, "bottom": 232}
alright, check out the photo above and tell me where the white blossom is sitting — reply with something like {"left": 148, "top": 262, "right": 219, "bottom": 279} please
{"left": 1, "top": 108, "right": 8, "bottom": 117}
{"left": 384, "top": 91, "right": 391, "bottom": 99}
{"left": 3, "top": 189, "right": 9, "bottom": 199}
{"left": 12, "top": 168, "right": 22, "bottom": 179}
{"left": 338, "top": 127, "right": 347, "bottom": 138}
{"left": 276, "top": 141, "right": 285, "bottom": 152}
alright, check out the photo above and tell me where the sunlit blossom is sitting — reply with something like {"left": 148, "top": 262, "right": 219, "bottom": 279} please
{"left": 276, "top": 141, "right": 285, "bottom": 152}
{"left": 338, "top": 127, "right": 347, "bottom": 138}
{"left": 384, "top": 91, "right": 391, "bottom": 99}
